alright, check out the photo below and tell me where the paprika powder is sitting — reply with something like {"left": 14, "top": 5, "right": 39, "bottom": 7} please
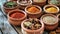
{"left": 10, "top": 12, "right": 25, "bottom": 19}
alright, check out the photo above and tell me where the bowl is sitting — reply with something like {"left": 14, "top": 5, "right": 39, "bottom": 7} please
{"left": 3, "top": 1, "right": 19, "bottom": 14}
{"left": 21, "top": 18, "right": 44, "bottom": 34}
{"left": 32, "top": 0, "right": 46, "bottom": 7}
{"left": 43, "top": 5, "right": 59, "bottom": 14}
{"left": 40, "top": 14, "right": 58, "bottom": 30}
{"left": 8, "top": 9, "right": 27, "bottom": 26}
{"left": 17, "top": 0, "right": 32, "bottom": 9}
{"left": 25, "top": 5, "right": 42, "bottom": 18}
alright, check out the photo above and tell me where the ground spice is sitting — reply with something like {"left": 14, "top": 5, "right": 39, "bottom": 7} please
{"left": 27, "top": 6, "right": 40, "bottom": 13}
{"left": 46, "top": 7, "right": 58, "bottom": 13}
{"left": 10, "top": 12, "right": 25, "bottom": 19}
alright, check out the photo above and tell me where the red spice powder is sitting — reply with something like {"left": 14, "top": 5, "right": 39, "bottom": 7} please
{"left": 10, "top": 12, "right": 25, "bottom": 19}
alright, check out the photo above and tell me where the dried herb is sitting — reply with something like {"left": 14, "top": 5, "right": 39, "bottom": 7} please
{"left": 50, "top": 0, "right": 60, "bottom": 5}
{"left": 5, "top": 1, "right": 17, "bottom": 8}
{"left": 24, "top": 18, "right": 42, "bottom": 30}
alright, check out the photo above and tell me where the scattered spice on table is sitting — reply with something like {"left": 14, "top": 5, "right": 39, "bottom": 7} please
{"left": 10, "top": 12, "right": 25, "bottom": 19}
{"left": 23, "top": 18, "right": 42, "bottom": 30}
{"left": 46, "top": 7, "right": 58, "bottom": 13}
{"left": 27, "top": 6, "right": 40, "bottom": 13}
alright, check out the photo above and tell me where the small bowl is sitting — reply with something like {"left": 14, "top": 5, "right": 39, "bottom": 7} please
{"left": 8, "top": 9, "right": 27, "bottom": 26}
{"left": 25, "top": 5, "right": 42, "bottom": 18}
{"left": 3, "top": 1, "right": 19, "bottom": 14}
{"left": 48, "top": 0, "right": 60, "bottom": 6}
{"left": 17, "top": 0, "right": 32, "bottom": 9}
{"left": 43, "top": 5, "right": 59, "bottom": 14}
{"left": 40, "top": 14, "right": 58, "bottom": 30}
{"left": 32, "top": 0, "right": 46, "bottom": 7}
{"left": 21, "top": 19, "right": 44, "bottom": 34}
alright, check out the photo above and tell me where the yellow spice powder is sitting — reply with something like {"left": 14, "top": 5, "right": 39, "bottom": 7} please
{"left": 46, "top": 7, "right": 58, "bottom": 13}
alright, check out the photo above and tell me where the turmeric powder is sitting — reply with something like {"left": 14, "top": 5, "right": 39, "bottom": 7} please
{"left": 46, "top": 7, "right": 58, "bottom": 13}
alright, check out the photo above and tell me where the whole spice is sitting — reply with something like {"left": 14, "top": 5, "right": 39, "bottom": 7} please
{"left": 23, "top": 18, "right": 42, "bottom": 30}
{"left": 43, "top": 16, "right": 56, "bottom": 24}
{"left": 10, "top": 12, "right": 25, "bottom": 19}
{"left": 46, "top": 7, "right": 58, "bottom": 13}
{"left": 5, "top": 1, "right": 17, "bottom": 8}
{"left": 27, "top": 6, "right": 40, "bottom": 13}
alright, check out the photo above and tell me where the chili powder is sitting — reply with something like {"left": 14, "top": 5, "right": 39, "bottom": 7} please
{"left": 10, "top": 12, "right": 25, "bottom": 19}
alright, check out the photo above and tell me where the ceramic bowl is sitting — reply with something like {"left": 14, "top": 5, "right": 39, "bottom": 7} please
{"left": 8, "top": 9, "right": 27, "bottom": 26}
{"left": 25, "top": 5, "right": 42, "bottom": 18}
{"left": 40, "top": 14, "right": 58, "bottom": 30}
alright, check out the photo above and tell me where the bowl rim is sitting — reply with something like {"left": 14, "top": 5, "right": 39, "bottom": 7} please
{"left": 57, "top": 14, "right": 60, "bottom": 21}
{"left": 25, "top": 5, "right": 42, "bottom": 14}
{"left": 3, "top": 1, "right": 18, "bottom": 9}
{"left": 40, "top": 14, "right": 58, "bottom": 25}
{"left": 21, "top": 19, "right": 44, "bottom": 32}
{"left": 17, "top": 0, "right": 32, "bottom": 6}
{"left": 8, "top": 9, "right": 27, "bottom": 20}
{"left": 43, "top": 5, "right": 59, "bottom": 13}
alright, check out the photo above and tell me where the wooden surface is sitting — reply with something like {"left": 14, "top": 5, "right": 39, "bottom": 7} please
{"left": 14, "top": 26, "right": 23, "bottom": 34}
{"left": 0, "top": 0, "right": 18, "bottom": 34}
{"left": 0, "top": 10, "right": 18, "bottom": 34}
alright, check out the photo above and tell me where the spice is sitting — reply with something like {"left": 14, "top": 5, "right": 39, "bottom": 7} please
{"left": 43, "top": 16, "right": 56, "bottom": 24}
{"left": 10, "top": 12, "right": 25, "bottom": 19}
{"left": 24, "top": 18, "right": 41, "bottom": 30}
{"left": 5, "top": 1, "right": 17, "bottom": 8}
{"left": 50, "top": 0, "right": 60, "bottom": 5}
{"left": 27, "top": 6, "right": 40, "bottom": 13}
{"left": 46, "top": 7, "right": 58, "bottom": 13}
{"left": 33, "top": 0, "right": 45, "bottom": 2}
{"left": 18, "top": 0, "right": 32, "bottom": 6}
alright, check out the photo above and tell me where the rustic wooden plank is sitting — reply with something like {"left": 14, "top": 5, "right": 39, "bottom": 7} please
{"left": 0, "top": 10, "right": 18, "bottom": 34}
